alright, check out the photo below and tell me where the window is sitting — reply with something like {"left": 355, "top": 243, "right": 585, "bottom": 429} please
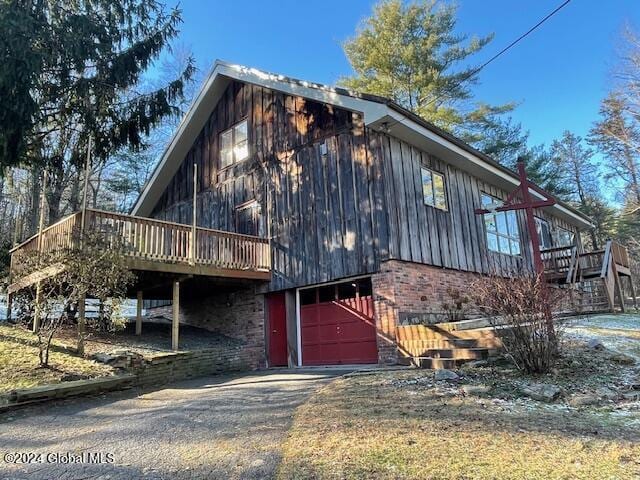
{"left": 235, "top": 200, "right": 260, "bottom": 236}
{"left": 421, "top": 167, "right": 447, "bottom": 210}
{"left": 535, "top": 217, "right": 553, "bottom": 250}
{"left": 481, "top": 193, "right": 521, "bottom": 256}
{"left": 554, "top": 227, "right": 575, "bottom": 247}
{"left": 220, "top": 119, "right": 248, "bottom": 169}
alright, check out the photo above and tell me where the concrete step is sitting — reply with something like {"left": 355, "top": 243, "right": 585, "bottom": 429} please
{"left": 398, "top": 327, "right": 500, "bottom": 341}
{"left": 399, "top": 338, "right": 502, "bottom": 350}
{"left": 420, "top": 348, "right": 492, "bottom": 360}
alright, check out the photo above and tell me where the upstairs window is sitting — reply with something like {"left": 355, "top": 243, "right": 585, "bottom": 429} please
{"left": 535, "top": 217, "right": 553, "bottom": 250}
{"left": 481, "top": 193, "right": 521, "bottom": 256}
{"left": 421, "top": 167, "right": 447, "bottom": 210}
{"left": 220, "top": 119, "right": 248, "bottom": 169}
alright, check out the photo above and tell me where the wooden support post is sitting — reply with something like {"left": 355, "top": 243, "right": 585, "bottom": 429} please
{"left": 172, "top": 280, "right": 180, "bottom": 351}
{"left": 33, "top": 281, "right": 42, "bottom": 332}
{"left": 136, "top": 290, "right": 143, "bottom": 336}
{"left": 190, "top": 163, "right": 197, "bottom": 266}
{"left": 77, "top": 294, "right": 86, "bottom": 356}
{"left": 628, "top": 276, "right": 638, "bottom": 310}
{"left": 6, "top": 292, "right": 12, "bottom": 322}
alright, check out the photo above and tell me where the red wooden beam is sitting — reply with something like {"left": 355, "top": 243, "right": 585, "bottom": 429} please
{"left": 474, "top": 160, "right": 557, "bottom": 274}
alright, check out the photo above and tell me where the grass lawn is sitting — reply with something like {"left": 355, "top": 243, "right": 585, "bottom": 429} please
{"left": 278, "top": 341, "right": 640, "bottom": 479}
{"left": 0, "top": 324, "right": 115, "bottom": 394}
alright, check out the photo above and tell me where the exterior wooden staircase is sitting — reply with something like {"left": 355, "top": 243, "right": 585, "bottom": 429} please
{"left": 396, "top": 321, "right": 503, "bottom": 369}
{"left": 541, "top": 240, "right": 637, "bottom": 313}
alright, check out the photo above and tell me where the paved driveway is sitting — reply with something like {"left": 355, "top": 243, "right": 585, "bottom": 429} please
{"left": 0, "top": 370, "right": 346, "bottom": 480}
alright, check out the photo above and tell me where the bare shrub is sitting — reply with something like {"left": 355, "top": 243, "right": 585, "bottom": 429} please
{"left": 440, "top": 287, "right": 471, "bottom": 322}
{"left": 472, "top": 273, "right": 563, "bottom": 374}
{"left": 12, "top": 232, "right": 134, "bottom": 366}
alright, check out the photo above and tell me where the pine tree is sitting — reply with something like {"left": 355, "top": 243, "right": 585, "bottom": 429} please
{"left": 340, "top": 0, "right": 515, "bottom": 155}
{"left": 0, "top": 0, "right": 195, "bottom": 173}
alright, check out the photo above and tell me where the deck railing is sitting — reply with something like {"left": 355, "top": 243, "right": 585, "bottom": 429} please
{"left": 10, "top": 209, "right": 271, "bottom": 278}
{"left": 541, "top": 245, "right": 576, "bottom": 277}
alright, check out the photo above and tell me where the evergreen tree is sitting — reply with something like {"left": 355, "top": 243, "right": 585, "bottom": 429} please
{"left": 505, "top": 145, "right": 571, "bottom": 199}
{"left": 0, "top": 0, "right": 195, "bottom": 173}
{"left": 340, "top": 0, "right": 515, "bottom": 153}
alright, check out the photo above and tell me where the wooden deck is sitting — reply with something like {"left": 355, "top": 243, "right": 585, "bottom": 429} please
{"left": 8, "top": 209, "right": 272, "bottom": 293}
{"left": 541, "top": 240, "right": 635, "bottom": 312}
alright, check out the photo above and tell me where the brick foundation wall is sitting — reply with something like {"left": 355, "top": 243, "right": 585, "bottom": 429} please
{"left": 176, "top": 284, "right": 266, "bottom": 369}
{"left": 372, "top": 260, "right": 480, "bottom": 364}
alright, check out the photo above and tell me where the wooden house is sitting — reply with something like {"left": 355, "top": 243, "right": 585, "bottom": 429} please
{"left": 9, "top": 61, "right": 634, "bottom": 368}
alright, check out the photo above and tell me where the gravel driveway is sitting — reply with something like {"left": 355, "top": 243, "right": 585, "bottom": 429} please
{"left": 0, "top": 370, "right": 346, "bottom": 480}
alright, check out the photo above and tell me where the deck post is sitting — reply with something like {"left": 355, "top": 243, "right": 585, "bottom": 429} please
{"left": 77, "top": 294, "right": 86, "bottom": 356}
{"left": 172, "top": 280, "right": 180, "bottom": 351}
{"left": 627, "top": 276, "right": 638, "bottom": 310}
{"left": 136, "top": 290, "right": 143, "bottom": 336}
{"left": 33, "top": 281, "right": 42, "bottom": 332}
{"left": 6, "top": 292, "right": 12, "bottom": 322}
{"left": 190, "top": 163, "right": 197, "bottom": 266}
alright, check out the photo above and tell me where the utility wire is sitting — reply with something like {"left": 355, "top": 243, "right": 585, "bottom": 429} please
{"left": 380, "top": 0, "right": 572, "bottom": 131}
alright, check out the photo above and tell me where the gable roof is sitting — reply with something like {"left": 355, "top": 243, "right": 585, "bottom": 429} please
{"left": 132, "top": 60, "right": 593, "bottom": 230}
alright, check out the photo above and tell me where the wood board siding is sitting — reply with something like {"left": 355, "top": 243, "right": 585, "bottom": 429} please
{"left": 151, "top": 79, "right": 378, "bottom": 291}
{"left": 150, "top": 78, "right": 580, "bottom": 291}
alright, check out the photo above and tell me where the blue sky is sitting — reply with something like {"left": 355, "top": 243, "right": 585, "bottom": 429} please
{"left": 174, "top": 0, "right": 639, "bottom": 148}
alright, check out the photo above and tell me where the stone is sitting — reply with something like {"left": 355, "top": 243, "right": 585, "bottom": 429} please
{"left": 521, "top": 383, "right": 562, "bottom": 403}
{"left": 462, "top": 384, "right": 491, "bottom": 395}
{"left": 587, "top": 339, "right": 605, "bottom": 350}
{"left": 623, "top": 391, "right": 640, "bottom": 401}
{"left": 609, "top": 352, "right": 636, "bottom": 365}
{"left": 568, "top": 394, "right": 600, "bottom": 407}
{"left": 596, "top": 387, "right": 618, "bottom": 401}
{"left": 93, "top": 353, "right": 115, "bottom": 364}
{"left": 464, "top": 360, "right": 489, "bottom": 368}
{"left": 434, "top": 369, "right": 460, "bottom": 382}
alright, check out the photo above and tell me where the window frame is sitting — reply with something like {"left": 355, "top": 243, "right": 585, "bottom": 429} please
{"left": 219, "top": 119, "right": 249, "bottom": 170}
{"left": 554, "top": 226, "right": 575, "bottom": 247}
{"left": 481, "top": 192, "right": 521, "bottom": 257}
{"left": 234, "top": 199, "right": 260, "bottom": 236}
{"left": 535, "top": 216, "right": 554, "bottom": 250}
{"left": 421, "top": 166, "right": 448, "bottom": 211}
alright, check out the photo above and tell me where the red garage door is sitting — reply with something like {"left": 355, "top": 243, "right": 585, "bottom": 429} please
{"left": 300, "top": 278, "right": 378, "bottom": 365}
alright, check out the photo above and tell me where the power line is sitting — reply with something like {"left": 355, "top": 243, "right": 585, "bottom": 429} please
{"left": 380, "top": 0, "right": 573, "bottom": 131}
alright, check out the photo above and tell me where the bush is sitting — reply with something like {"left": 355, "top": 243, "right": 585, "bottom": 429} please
{"left": 440, "top": 287, "right": 471, "bottom": 322}
{"left": 12, "top": 232, "right": 135, "bottom": 366}
{"left": 472, "top": 273, "right": 562, "bottom": 374}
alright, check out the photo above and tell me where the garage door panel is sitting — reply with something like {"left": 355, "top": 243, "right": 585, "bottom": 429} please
{"left": 301, "top": 281, "right": 377, "bottom": 365}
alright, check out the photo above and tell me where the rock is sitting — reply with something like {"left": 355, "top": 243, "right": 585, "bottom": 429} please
{"left": 587, "top": 339, "right": 605, "bottom": 350}
{"left": 631, "top": 380, "right": 640, "bottom": 390}
{"left": 568, "top": 394, "right": 600, "bottom": 407}
{"left": 623, "top": 391, "right": 640, "bottom": 401}
{"left": 464, "top": 360, "right": 489, "bottom": 368}
{"left": 596, "top": 387, "right": 618, "bottom": 401}
{"left": 93, "top": 353, "right": 115, "bottom": 364}
{"left": 462, "top": 384, "right": 491, "bottom": 395}
{"left": 521, "top": 383, "right": 562, "bottom": 403}
{"left": 434, "top": 369, "right": 459, "bottom": 381}
{"left": 609, "top": 352, "right": 636, "bottom": 365}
